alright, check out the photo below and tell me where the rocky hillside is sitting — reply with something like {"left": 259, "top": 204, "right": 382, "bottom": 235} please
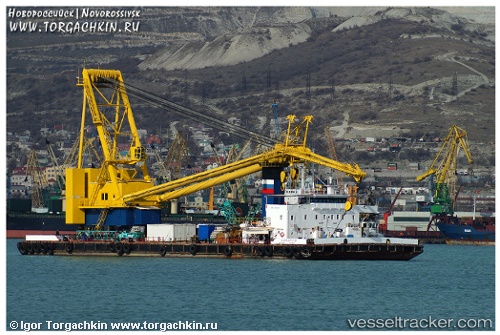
{"left": 140, "top": 7, "right": 495, "bottom": 71}
{"left": 6, "top": 6, "right": 496, "bottom": 169}
{"left": 139, "top": 22, "right": 312, "bottom": 70}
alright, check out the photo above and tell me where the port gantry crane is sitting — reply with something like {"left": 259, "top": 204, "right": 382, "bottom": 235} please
{"left": 45, "top": 138, "right": 65, "bottom": 192}
{"left": 164, "top": 132, "right": 190, "bottom": 182}
{"left": 66, "top": 68, "right": 367, "bottom": 227}
{"left": 416, "top": 125, "right": 473, "bottom": 228}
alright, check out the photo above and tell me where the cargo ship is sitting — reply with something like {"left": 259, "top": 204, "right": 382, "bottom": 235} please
{"left": 6, "top": 197, "right": 231, "bottom": 238}
{"left": 380, "top": 210, "right": 495, "bottom": 244}
{"left": 7, "top": 212, "right": 78, "bottom": 239}
{"left": 434, "top": 194, "right": 495, "bottom": 245}
{"left": 6, "top": 209, "right": 230, "bottom": 239}
{"left": 435, "top": 216, "right": 495, "bottom": 245}
{"left": 380, "top": 211, "right": 444, "bottom": 243}
{"left": 6, "top": 198, "right": 78, "bottom": 238}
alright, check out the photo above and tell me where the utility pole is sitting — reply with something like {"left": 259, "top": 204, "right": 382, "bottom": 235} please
{"left": 306, "top": 72, "right": 311, "bottom": 103}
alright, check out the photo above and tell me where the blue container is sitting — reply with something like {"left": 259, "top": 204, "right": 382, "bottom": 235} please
{"left": 134, "top": 208, "right": 161, "bottom": 224}
{"left": 198, "top": 224, "right": 216, "bottom": 241}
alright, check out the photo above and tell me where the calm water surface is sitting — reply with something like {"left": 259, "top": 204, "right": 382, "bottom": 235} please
{"left": 6, "top": 240, "right": 495, "bottom": 331}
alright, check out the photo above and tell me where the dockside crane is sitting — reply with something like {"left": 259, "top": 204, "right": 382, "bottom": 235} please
{"left": 46, "top": 138, "right": 65, "bottom": 192}
{"left": 66, "top": 68, "right": 367, "bottom": 227}
{"left": 416, "top": 125, "right": 473, "bottom": 226}
{"left": 164, "top": 132, "right": 190, "bottom": 182}
{"left": 149, "top": 143, "right": 169, "bottom": 184}
{"left": 25, "top": 150, "right": 49, "bottom": 209}
{"left": 225, "top": 140, "right": 253, "bottom": 203}
{"left": 380, "top": 187, "right": 403, "bottom": 233}
{"left": 325, "top": 127, "right": 344, "bottom": 193}
{"left": 207, "top": 141, "right": 231, "bottom": 210}
{"left": 63, "top": 135, "right": 102, "bottom": 169}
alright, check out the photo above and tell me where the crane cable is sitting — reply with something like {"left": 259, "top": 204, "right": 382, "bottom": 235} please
{"left": 310, "top": 122, "right": 358, "bottom": 167}
{"left": 102, "top": 79, "right": 279, "bottom": 148}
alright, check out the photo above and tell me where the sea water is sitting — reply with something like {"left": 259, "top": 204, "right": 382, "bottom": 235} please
{"left": 5, "top": 240, "right": 495, "bottom": 331}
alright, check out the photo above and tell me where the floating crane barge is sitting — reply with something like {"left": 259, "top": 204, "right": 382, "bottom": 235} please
{"left": 17, "top": 68, "right": 423, "bottom": 260}
{"left": 17, "top": 240, "right": 422, "bottom": 260}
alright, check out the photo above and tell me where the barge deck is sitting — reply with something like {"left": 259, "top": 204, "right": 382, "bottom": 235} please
{"left": 17, "top": 240, "right": 423, "bottom": 261}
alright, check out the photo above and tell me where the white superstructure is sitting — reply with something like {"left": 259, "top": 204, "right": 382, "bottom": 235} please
{"left": 257, "top": 186, "right": 419, "bottom": 246}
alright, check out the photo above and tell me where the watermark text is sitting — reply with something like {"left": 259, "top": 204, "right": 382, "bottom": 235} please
{"left": 348, "top": 316, "right": 493, "bottom": 330}
{"left": 7, "top": 7, "right": 141, "bottom": 34}
{"left": 9, "top": 320, "right": 218, "bottom": 331}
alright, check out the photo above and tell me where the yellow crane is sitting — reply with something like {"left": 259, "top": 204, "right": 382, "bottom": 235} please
{"left": 149, "top": 144, "right": 169, "bottom": 184}
{"left": 226, "top": 140, "right": 253, "bottom": 203}
{"left": 325, "top": 127, "right": 344, "bottom": 193}
{"left": 45, "top": 139, "right": 65, "bottom": 191}
{"left": 64, "top": 135, "right": 102, "bottom": 169}
{"left": 66, "top": 69, "right": 154, "bottom": 226}
{"left": 207, "top": 141, "right": 230, "bottom": 210}
{"left": 66, "top": 68, "right": 366, "bottom": 227}
{"left": 416, "top": 125, "right": 473, "bottom": 216}
{"left": 164, "top": 132, "right": 190, "bottom": 181}
{"left": 26, "top": 150, "right": 49, "bottom": 209}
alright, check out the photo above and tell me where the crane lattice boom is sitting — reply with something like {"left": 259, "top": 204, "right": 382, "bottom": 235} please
{"left": 416, "top": 125, "right": 473, "bottom": 215}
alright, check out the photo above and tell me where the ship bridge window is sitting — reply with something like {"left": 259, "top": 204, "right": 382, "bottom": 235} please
{"left": 311, "top": 197, "right": 348, "bottom": 204}
{"left": 394, "top": 217, "right": 430, "bottom": 222}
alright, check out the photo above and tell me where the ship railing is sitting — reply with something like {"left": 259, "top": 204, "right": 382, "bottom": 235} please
{"left": 145, "top": 237, "right": 196, "bottom": 243}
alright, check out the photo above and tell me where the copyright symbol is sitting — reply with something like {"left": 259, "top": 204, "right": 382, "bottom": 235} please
{"left": 10, "top": 321, "right": 19, "bottom": 330}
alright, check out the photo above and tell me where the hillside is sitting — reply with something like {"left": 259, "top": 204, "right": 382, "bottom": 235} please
{"left": 6, "top": 6, "right": 495, "bottom": 171}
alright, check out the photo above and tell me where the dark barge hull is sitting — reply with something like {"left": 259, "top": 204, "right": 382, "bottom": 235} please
{"left": 17, "top": 241, "right": 423, "bottom": 260}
